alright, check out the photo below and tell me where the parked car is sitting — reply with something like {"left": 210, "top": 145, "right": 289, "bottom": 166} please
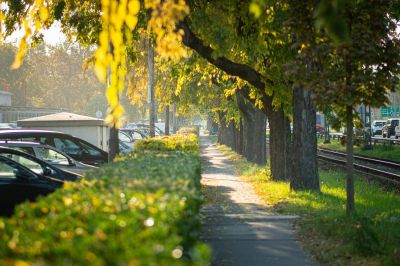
{"left": 0, "top": 146, "right": 81, "bottom": 181}
{"left": 0, "top": 129, "right": 108, "bottom": 165}
{"left": 0, "top": 141, "right": 96, "bottom": 175}
{"left": 0, "top": 154, "right": 64, "bottom": 216}
{"left": 382, "top": 118, "right": 400, "bottom": 138}
{"left": 126, "top": 123, "right": 163, "bottom": 136}
{"left": 371, "top": 120, "right": 386, "bottom": 136}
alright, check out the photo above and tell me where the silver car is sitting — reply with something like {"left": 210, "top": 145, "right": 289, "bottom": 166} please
{"left": 0, "top": 141, "right": 96, "bottom": 175}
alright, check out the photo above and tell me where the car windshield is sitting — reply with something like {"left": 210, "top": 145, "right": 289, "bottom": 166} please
{"left": 375, "top": 122, "right": 384, "bottom": 126}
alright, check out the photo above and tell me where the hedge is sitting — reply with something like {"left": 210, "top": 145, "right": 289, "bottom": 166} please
{"left": 176, "top": 126, "right": 200, "bottom": 136}
{"left": 134, "top": 134, "right": 199, "bottom": 154}
{"left": 0, "top": 136, "right": 210, "bottom": 265}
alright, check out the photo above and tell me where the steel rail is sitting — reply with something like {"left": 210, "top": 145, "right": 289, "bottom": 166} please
{"left": 318, "top": 148, "right": 400, "bottom": 170}
{"left": 317, "top": 154, "right": 400, "bottom": 185}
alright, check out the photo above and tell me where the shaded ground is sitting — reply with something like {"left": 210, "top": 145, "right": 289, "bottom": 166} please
{"left": 200, "top": 137, "right": 316, "bottom": 266}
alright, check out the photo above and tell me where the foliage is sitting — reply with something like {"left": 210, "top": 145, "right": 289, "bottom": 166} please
{"left": 134, "top": 133, "right": 199, "bottom": 154}
{"left": 0, "top": 147, "right": 209, "bottom": 265}
{"left": 0, "top": 0, "right": 191, "bottom": 126}
{"left": 217, "top": 142, "right": 400, "bottom": 265}
{"left": 177, "top": 126, "right": 199, "bottom": 136}
{"left": 0, "top": 42, "right": 103, "bottom": 111}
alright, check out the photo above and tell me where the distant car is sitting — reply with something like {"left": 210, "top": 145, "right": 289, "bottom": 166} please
{"left": 0, "top": 146, "right": 81, "bottom": 181}
{"left": 382, "top": 118, "right": 400, "bottom": 138}
{"left": 0, "top": 154, "right": 64, "bottom": 216}
{"left": 0, "top": 141, "right": 96, "bottom": 175}
{"left": 126, "top": 123, "right": 163, "bottom": 136}
{"left": 371, "top": 120, "right": 386, "bottom": 136}
{"left": 0, "top": 129, "right": 108, "bottom": 166}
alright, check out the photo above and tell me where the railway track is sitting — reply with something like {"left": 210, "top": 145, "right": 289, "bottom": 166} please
{"left": 317, "top": 148, "right": 400, "bottom": 186}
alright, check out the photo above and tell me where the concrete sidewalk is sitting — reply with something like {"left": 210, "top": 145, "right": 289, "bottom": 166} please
{"left": 200, "top": 137, "right": 316, "bottom": 266}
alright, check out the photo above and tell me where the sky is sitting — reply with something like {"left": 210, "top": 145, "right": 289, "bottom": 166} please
{"left": 6, "top": 22, "right": 67, "bottom": 46}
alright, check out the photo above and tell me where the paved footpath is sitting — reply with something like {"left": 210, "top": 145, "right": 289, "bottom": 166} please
{"left": 200, "top": 137, "right": 317, "bottom": 266}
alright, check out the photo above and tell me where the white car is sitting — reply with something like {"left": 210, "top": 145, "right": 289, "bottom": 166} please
{"left": 371, "top": 120, "right": 386, "bottom": 136}
{"left": 0, "top": 141, "right": 96, "bottom": 175}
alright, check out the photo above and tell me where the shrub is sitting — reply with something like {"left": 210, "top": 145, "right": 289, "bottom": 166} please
{"left": 0, "top": 150, "right": 209, "bottom": 265}
{"left": 177, "top": 126, "right": 200, "bottom": 136}
{"left": 134, "top": 134, "right": 199, "bottom": 154}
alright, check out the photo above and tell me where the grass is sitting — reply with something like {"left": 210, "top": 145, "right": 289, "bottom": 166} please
{"left": 215, "top": 143, "right": 400, "bottom": 266}
{"left": 318, "top": 138, "right": 400, "bottom": 161}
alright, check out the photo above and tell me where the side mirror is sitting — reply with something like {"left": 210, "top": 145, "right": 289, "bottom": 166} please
{"left": 43, "top": 166, "right": 55, "bottom": 176}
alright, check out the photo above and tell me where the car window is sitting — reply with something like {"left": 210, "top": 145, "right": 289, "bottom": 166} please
{"left": 119, "top": 132, "right": 132, "bottom": 142}
{"left": 131, "top": 131, "right": 143, "bottom": 140}
{"left": 1, "top": 153, "right": 44, "bottom": 175}
{"left": 10, "top": 146, "right": 36, "bottom": 156}
{"left": 53, "top": 138, "right": 82, "bottom": 155}
{"left": 37, "top": 147, "right": 70, "bottom": 165}
{"left": 74, "top": 139, "right": 101, "bottom": 156}
{"left": 0, "top": 161, "right": 17, "bottom": 179}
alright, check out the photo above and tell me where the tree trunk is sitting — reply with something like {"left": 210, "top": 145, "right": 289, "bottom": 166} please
{"left": 108, "top": 127, "right": 119, "bottom": 161}
{"left": 234, "top": 119, "right": 244, "bottom": 155}
{"left": 164, "top": 105, "right": 170, "bottom": 135}
{"left": 148, "top": 38, "right": 156, "bottom": 137}
{"left": 172, "top": 104, "right": 178, "bottom": 133}
{"left": 291, "top": 86, "right": 319, "bottom": 191}
{"left": 217, "top": 111, "right": 237, "bottom": 150}
{"left": 346, "top": 105, "right": 355, "bottom": 213}
{"left": 236, "top": 92, "right": 266, "bottom": 165}
{"left": 267, "top": 108, "right": 292, "bottom": 180}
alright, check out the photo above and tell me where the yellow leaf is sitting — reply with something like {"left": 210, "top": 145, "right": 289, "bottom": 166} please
{"left": 11, "top": 52, "right": 24, "bottom": 69}
{"left": 39, "top": 6, "right": 49, "bottom": 21}
{"left": 94, "top": 63, "right": 107, "bottom": 83}
{"left": 126, "top": 15, "right": 138, "bottom": 30}
{"left": 249, "top": 3, "right": 262, "bottom": 18}
{"left": 128, "top": 0, "right": 141, "bottom": 15}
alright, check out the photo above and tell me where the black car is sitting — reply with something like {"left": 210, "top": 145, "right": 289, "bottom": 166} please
{"left": 0, "top": 146, "right": 81, "bottom": 181}
{"left": 382, "top": 118, "right": 400, "bottom": 138}
{"left": 0, "top": 130, "right": 108, "bottom": 165}
{"left": 0, "top": 154, "right": 63, "bottom": 216}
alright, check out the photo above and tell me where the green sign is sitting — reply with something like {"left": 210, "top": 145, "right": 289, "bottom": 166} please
{"left": 381, "top": 106, "right": 400, "bottom": 117}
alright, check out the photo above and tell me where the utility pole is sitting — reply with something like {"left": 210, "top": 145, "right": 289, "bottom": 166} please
{"left": 148, "top": 38, "right": 156, "bottom": 137}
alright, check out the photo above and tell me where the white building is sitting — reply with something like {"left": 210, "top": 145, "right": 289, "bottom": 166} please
{"left": 17, "top": 112, "right": 109, "bottom": 151}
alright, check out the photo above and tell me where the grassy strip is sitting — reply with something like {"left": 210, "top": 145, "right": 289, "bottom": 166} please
{"left": 318, "top": 138, "right": 400, "bottom": 161}
{"left": 216, "top": 143, "right": 400, "bottom": 266}
{"left": 0, "top": 137, "right": 210, "bottom": 265}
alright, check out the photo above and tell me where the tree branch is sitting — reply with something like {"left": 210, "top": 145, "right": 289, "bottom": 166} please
{"left": 179, "top": 19, "right": 274, "bottom": 113}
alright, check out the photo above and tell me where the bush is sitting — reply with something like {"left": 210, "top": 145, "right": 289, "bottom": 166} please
{"left": 134, "top": 134, "right": 199, "bottom": 154}
{"left": 177, "top": 126, "right": 200, "bottom": 136}
{"left": 0, "top": 146, "right": 209, "bottom": 265}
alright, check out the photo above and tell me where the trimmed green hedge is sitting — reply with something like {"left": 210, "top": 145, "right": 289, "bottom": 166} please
{"left": 0, "top": 138, "right": 209, "bottom": 265}
{"left": 134, "top": 134, "right": 199, "bottom": 154}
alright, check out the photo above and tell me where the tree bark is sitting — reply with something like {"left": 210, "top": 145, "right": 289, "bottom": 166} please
{"left": 346, "top": 105, "right": 355, "bottom": 213}
{"left": 217, "top": 111, "right": 237, "bottom": 150}
{"left": 236, "top": 92, "right": 266, "bottom": 165}
{"left": 164, "top": 105, "right": 170, "bottom": 135}
{"left": 267, "top": 107, "right": 292, "bottom": 180}
{"left": 148, "top": 38, "right": 156, "bottom": 137}
{"left": 291, "top": 86, "right": 319, "bottom": 191}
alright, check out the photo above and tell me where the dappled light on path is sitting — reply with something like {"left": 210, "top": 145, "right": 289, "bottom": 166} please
{"left": 200, "top": 137, "right": 316, "bottom": 266}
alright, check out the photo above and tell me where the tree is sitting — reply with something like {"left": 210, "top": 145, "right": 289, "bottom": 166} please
{"left": 285, "top": 0, "right": 400, "bottom": 211}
